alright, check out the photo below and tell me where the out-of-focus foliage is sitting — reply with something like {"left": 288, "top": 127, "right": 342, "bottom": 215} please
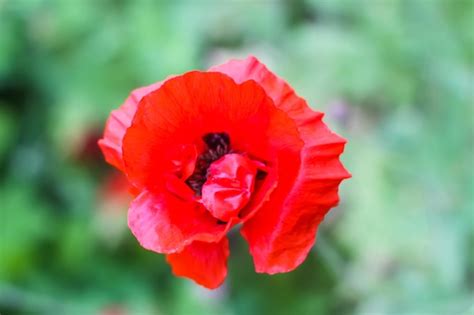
{"left": 0, "top": 0, "right": 472, "bottom": 314}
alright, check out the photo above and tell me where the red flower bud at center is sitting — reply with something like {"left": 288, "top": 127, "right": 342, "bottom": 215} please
{"left": 200, "top": 153, "right": 257, "bottom": 222}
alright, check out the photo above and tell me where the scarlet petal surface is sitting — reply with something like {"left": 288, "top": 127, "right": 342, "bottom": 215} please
{"left": 122, "top": 71, "right": 302, "bottom": 196}
{"left": 98, "top": 80, "right": 166, "bottom": 171}
{"left": 128, "top": 190, "right": 229, "bottom": 254}
{"left": 166, "top": 144, "right": 198, "bottom": 180}
{"left": 212, "top": 56, "right": 351, "bottom": 274}
{"left": 201, "top": 153, "right": 257, "bottom": 222}
{"left": 166, "top": 238, "right": 229, "bottom": 289}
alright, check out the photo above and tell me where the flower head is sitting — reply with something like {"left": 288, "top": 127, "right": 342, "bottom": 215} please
{"left": 98, "top": 56, "right": 350, "bottom": 289}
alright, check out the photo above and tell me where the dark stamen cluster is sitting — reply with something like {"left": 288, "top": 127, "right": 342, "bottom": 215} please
{"left": 186, "top": 132, "right": 231, "bottom": 195}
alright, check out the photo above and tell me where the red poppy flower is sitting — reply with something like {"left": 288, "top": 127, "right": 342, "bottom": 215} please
{"left": 98, "top": 56, "right": 350, "bottom": 289}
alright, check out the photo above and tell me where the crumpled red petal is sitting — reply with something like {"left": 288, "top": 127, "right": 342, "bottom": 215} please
{"left": 211, "top": 56, "right": 351, "bottom": 274}
{"left": 201, "top": 153, "right": 257, "bottom": 222}
{"left": 122, "top": 71, "right": 302, "bottom": 197}
{"left": 166, "top": 238, "right": 229, "bottom": 289}
{"left": 128, "top": 190, "right": 232, "bottom": 254}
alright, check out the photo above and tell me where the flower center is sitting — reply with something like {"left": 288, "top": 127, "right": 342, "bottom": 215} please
{"left": 185, "top": 132, "right": 231, "bottom": 195}
{"left": 200, "top": 153, "right": 257, "bottom": 222}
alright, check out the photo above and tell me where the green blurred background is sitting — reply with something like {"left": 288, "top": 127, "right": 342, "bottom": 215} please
{"left": 0, "top": 0, "right": 473, "bottom": 314}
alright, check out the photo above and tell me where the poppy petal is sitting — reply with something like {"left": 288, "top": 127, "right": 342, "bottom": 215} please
{"left": 166, "top": 238, "right": 229, "bottom": 289}
{"left": 128, "top": 190, "right": 231, "bottom": 254}
{"left": 200, "top": 153, "right": 257, "bottom": 222}
{"left": 98, "top": 80, "right": 166, "bottom": 171}
{"left": 122, "top": 71, "right": 302, "bottom": 197}
{"left": 212, "top": 56, "right": 351, "bottom": 274}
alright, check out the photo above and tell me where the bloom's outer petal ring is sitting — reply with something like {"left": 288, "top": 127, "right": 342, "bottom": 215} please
{"left": 211, "top": 56, "right": 351, "bottom": 274}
